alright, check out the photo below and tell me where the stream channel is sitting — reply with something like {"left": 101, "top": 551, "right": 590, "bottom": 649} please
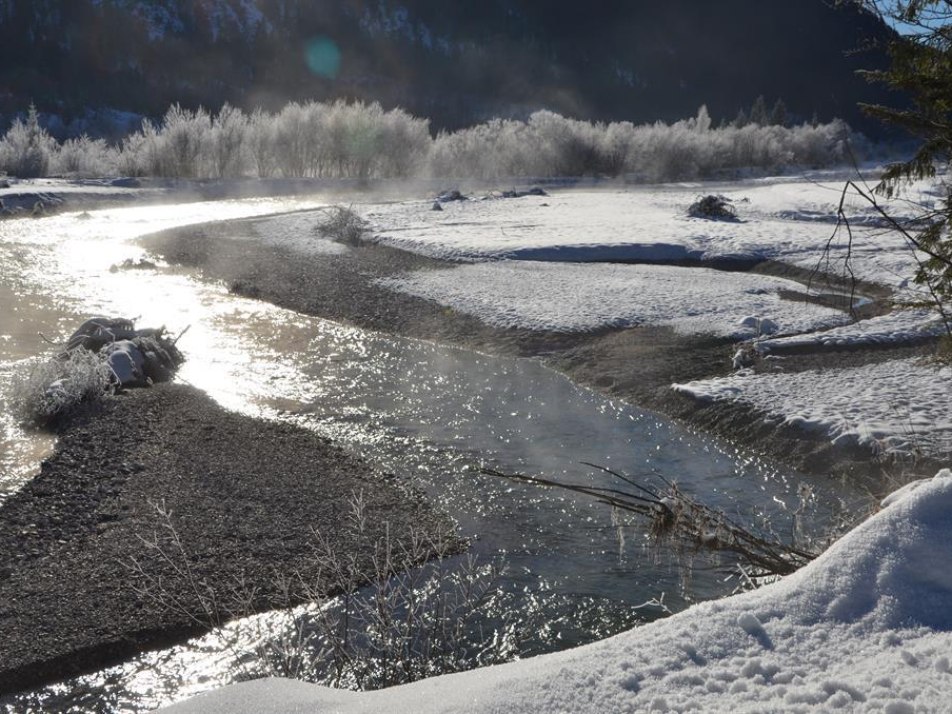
{"left": 0, "top": 200, "right": 866, "bottom": 711}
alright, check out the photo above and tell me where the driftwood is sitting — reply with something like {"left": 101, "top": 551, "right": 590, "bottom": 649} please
{"left": 481, "top": 463, "right": 818, "bottom": 578}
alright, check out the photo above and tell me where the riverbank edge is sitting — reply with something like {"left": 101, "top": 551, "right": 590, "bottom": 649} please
{"left": 142, "top": 213, "right": 941, "bottom": 487}
{"left": 0, "top": 384, "right": 456, "bottom": 697}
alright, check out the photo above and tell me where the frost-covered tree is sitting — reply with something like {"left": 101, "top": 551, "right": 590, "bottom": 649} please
{"left": 378, "top": 108, "right": 431, "bottom": 178}
{"left": 159, "top": 105, "right": 212, "bottom": 178}
{"left": 210, "top": 104, "right": 249, "bottom": 178}
{"left": 842, "top": 0, "right": 952, "bottom": 332}
{"left": 53, "top": 135, "right": 115, "bottom": 177}
{"left": 0, "top": 103, "right": 55, "bottom": 178}
{"left": 247, "top": 108, "right": 279, "bottom": 178}
{"left": 692, "top": 105, "right": 713, "bottom": 133}
{"left": 749, "top": 95, "right": 770, "bottom": 126}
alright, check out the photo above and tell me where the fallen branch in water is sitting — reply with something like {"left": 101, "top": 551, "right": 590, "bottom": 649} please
{"left": 480, "top": 463, "right": 818, "bottom": 578}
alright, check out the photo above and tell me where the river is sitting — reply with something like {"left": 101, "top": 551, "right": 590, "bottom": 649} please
{"left": 0, "top": 199, "right": 866, "bottom": 711}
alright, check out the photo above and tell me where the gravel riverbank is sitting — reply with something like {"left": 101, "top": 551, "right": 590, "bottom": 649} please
{"left": 0, "top": 384, "right": 450, "bottom": 696}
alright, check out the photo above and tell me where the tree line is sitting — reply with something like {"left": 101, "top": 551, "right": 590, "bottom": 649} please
{"left": 0, "top": 100, "right": 858, "bottom": 183}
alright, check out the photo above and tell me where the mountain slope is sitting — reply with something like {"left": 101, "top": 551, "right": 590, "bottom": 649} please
{"left": 0, "top": 0, "right": 897, "bottom": 135}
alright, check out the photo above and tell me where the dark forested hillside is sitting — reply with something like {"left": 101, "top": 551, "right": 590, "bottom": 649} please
{"left": 0, "top": 0, "right": 896, "bottom": 135}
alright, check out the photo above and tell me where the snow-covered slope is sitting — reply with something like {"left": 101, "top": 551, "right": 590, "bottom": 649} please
{"left": 159, "top": 470, "right": 952, "bottom": 713}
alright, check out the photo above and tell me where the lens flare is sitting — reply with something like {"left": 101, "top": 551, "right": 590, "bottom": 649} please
{"left": 305, "top": 36, "right": 341, "bottom": 79}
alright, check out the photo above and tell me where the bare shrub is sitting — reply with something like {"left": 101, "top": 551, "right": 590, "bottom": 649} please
{"left": 11, "top": 348, "right": 111, "bottom": 426}
{"left": 128, "top": 493, "right": 514, "bottom": 691}
{"left": 316, "top": 205, "right": 367, "bottom": 246}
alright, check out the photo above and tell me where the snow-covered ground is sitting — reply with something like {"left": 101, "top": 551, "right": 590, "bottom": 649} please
{"left": 367, "top": 173, "right": 938, "bottom": 295}
{"left": 363, "top": 173, "right": 950, "bottom": 464}
{"left": 674, "top": 358, "right": 952, "bottom": 462}
{"left": 160, "top": 470, "right": 952, "bottom": 714}
{"left": 754, "top": 309, "right": 947, "bottom": 355}
{"left": 379, "top": 261, "right": 848, "bottom": 338}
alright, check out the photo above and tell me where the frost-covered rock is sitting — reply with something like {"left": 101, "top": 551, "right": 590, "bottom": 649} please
{"left": 103, "top": 340, "right": 148, "bottom": 387}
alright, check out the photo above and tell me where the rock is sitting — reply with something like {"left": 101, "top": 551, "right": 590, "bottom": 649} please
{"left": 689, "top": 194, "right": 737, "bottom": 221}
{"left": 436, "top": 189, "right": 466, "bottom": 203}
{"left": 60, "top": 317, "right": 185, "bottom": 389}
{"left": 102, "top": 340, "right": 148, "bottom": 388}
{"left": 500, "top": 187, "right": 548, "bottom": 199}
{"left": 66, "top": 317, "right": 138, "bottom": 353}
{"left": 431, "top": 201, "right": 443, "bottom": 211}
{"left": 108, "top": 257, "right": 158, "bottom": 273}
{"left": 738, "top": 316, "right": 779, "bottom": 337}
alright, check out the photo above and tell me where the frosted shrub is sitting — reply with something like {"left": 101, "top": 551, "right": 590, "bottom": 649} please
{"left": 130, "top": 494, "right": 514, "bottom": 691}
{"left": 429, "top": 118, "right": 536, "bottom": 179}
{"left": 316, "top": 205, "right": 367, "bottom": 245}
{"left": 209, "top": 104, "right": 249, "bottom": 178}
{"left": 0, "top": 104, "right": 56, "bottom": 178}
{"left": 11, "top": 349, "right": 111, "bottom": 426}
{"left": 53, "top": 135, "right": 116, "bottom": 177}
{"left": 528, "top": 110, "right": 602, "bottom": 176}
{"left": 158, "top": 104, "right": 212, "bottom": 178}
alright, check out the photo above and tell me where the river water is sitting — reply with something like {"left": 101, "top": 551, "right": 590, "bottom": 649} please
{"left": 0, "top": 200, "right": 865, "bottom": 711}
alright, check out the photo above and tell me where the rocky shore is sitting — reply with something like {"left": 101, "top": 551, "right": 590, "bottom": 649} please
{"left": 0, "top": 384, "right": 450, "bottom": 695}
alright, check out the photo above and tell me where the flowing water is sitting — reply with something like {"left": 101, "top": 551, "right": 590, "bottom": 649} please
{"left": 0, "top": 200, "right": 866, "bottom": 711}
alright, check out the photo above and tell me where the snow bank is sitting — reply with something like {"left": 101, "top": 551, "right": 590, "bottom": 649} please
{"left": 756, "top": 309, "right": 946, "bottom": 355}
{"left": 365, "top": 177, "right": 936, "bottom": 296}
{"left": 674, "top": 358, "right": 952, "bottom": 461}
{"left": 379, "top": 261, "right": 847, "bottom": 337}
{"left": 160, "top": 470, "right": 952, "bottom": 713}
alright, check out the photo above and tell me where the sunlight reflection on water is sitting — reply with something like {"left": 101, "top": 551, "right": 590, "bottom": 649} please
{"left": 0, "top": 199, "right": 324, "bottom": 495}
{"left": 0, "top": 200, "right": 867, "bottom": 712}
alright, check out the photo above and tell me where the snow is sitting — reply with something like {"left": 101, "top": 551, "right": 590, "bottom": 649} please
{"left": 673, "top": 358, "right": 952, "bottom": 461}
{"left": 159, "top": 470, "right": 952, "bottom": 713}
{"left": 755, "top": 308, "right": 946, "bottom": 355}
{"left": 366, "top": 174, "right": 937, "bottom": 298}
{"left": 249, "top": 211, "right": 349, "bottom": 255}
{"left": 366, "top": 174, "right": 951, "bottom": 464}
{"left": 379, "top": 261, "right": 848, "bottom": 337}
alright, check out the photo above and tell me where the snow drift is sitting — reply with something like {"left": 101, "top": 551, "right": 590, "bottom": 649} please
{"left": 160, "top": 470, "right": 952, "bottom": 713}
